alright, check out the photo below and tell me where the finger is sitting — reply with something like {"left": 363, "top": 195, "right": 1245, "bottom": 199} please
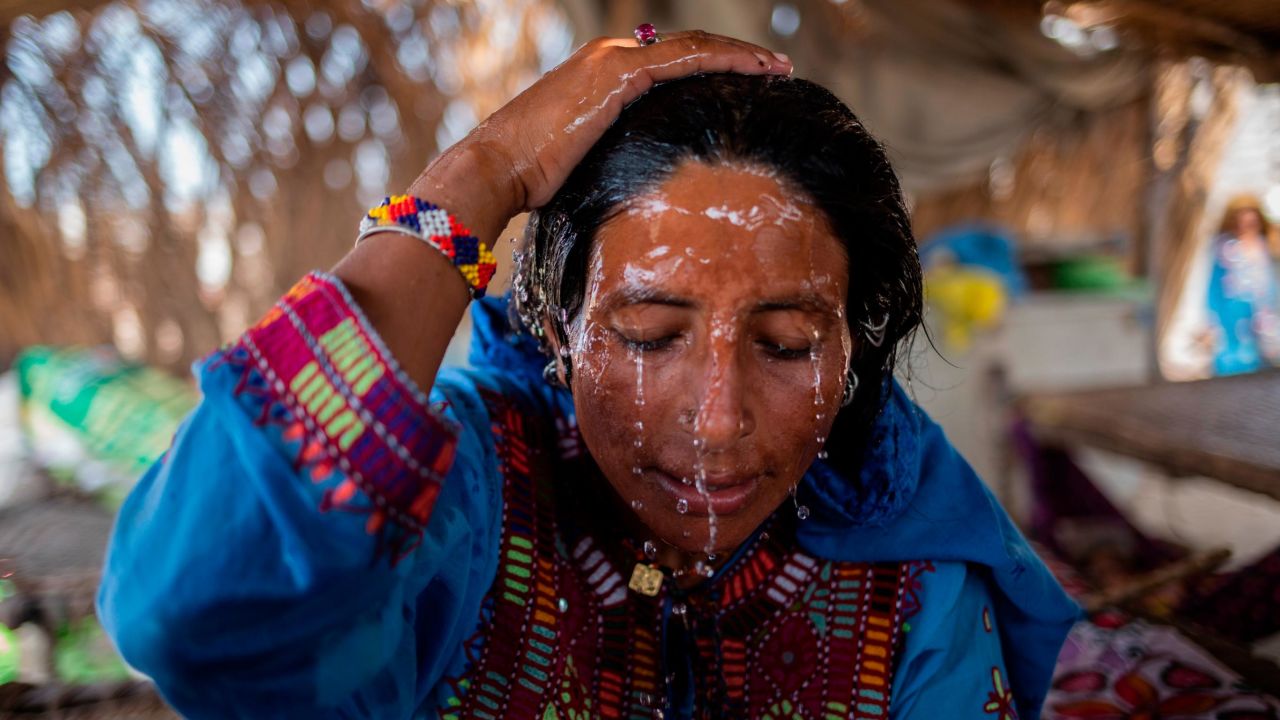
{"left": 598, "top": 30, "right": 790, "bottom": 74}
{"left": 650, "top": 30, "right": 789, "bottom": 68}
{"left": 631, "top": 30, "right": 792, "bottom": 81}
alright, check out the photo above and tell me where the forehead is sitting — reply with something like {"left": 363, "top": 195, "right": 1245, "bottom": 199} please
{"left": 589, "top": 162, "right": 848, "bottom": 305}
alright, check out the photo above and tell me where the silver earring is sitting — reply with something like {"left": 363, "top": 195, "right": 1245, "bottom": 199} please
{"left": 841, "top": 369, "right": 859, "bottom": 407}
{"left": 862, "top": 313, "right": 889, "bottom": 348}
{"left": 543, "top": 358, "right": 572, "bottom": 389}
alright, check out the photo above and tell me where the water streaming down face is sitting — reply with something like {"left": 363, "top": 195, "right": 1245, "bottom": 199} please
{"left": 563, "top": 160, "right": 850, "bottom": 556}
{"left": 515, "top": 74, "right": 923, "bottom": 564}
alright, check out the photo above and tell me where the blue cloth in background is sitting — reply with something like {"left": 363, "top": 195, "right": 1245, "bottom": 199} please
{"left": 921, "top": 224, "right": 1028, "bottom": 296}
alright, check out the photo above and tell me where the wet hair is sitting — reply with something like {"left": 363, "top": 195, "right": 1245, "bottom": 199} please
{"left": 513, "top": 73, "right": 922, "bottom": 471}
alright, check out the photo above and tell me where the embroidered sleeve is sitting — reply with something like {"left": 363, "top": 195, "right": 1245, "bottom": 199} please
{"left": 889, "top": 562, "right": 1016, "bottom": 720}
{"left": 230, "top": 271, "right": 458, "bottom": 559}
{"left": 97, "top": 271, "right": 505, "bottom": 719}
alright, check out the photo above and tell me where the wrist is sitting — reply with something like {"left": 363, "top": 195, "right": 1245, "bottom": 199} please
{"left": 408, "top": 142, "right": 520, "bottom": 243}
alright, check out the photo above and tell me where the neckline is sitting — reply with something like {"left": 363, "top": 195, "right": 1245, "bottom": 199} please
{"left": 550, "top": 454, "right": 796, "bottom": 598}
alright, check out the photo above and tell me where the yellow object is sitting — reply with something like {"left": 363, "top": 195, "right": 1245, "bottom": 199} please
{"left": 924, "top": 266, "right": 1008, "bottom": 351}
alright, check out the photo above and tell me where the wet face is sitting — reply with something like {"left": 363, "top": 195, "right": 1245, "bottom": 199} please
{"left": 562, "top": 161, "right": 851, "bottom": 556}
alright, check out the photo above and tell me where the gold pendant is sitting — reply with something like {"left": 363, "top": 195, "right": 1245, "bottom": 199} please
{"left": 628, "top": 563, "right": 664, "bottom": 596}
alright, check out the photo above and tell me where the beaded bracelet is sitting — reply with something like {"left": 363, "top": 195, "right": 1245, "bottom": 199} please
{"left": 356, "top": 195, "right": 498, "bottom": 299}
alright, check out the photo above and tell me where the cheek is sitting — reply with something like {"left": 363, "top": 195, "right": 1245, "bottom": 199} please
{"left": 755, "top": 354, "right": 846, "bottom": 464}
{"left": 571, "top": 347, "right": 654, "bottom": 465}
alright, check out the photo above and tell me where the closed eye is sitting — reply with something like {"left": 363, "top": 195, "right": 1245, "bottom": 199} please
{"left": 758, "top": 341, "right": 811, "bottom": 360}
{"left": 616, "top": 331, "right": 679, "bottom": 353}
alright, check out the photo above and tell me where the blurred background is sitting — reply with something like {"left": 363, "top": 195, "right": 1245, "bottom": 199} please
{"left": 0, "top": 0, "right": 1278, "bottom": 716}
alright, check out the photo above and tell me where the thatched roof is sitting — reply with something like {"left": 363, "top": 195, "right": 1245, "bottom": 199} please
{"left": 976, "top": 0, "right": 1280, "bottom": 81}
{"left": 0, "top": 0, "right": 1273, "bottom": 372}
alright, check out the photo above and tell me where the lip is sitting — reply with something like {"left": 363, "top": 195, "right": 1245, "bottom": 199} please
{"left": 653, "top": 469, "right": 760, "bottom": 516}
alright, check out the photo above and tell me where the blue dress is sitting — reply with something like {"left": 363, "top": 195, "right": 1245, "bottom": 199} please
{"left": 97, "top": 272, "right": 1078, "bottom": 719}
{"left": 1207, "top": 232, "right": 1280, "bottom": 375}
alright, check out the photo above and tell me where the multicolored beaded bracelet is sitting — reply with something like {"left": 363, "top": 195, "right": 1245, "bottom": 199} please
{"left": 356, "top": 195, "right": 498, "bottom": 299}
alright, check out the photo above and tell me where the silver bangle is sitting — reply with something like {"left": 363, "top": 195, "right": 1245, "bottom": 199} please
{"left": 353, "top": 224, "right": 425, "bottom": 248}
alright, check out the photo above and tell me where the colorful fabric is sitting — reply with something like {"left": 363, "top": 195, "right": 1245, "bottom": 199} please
{"left": 226, "top": 272, "right": 458, "bottom": 560}
{"left": 15, "top": 346, "right": 198, "bottom": 507}
{"left": 99, "top": 271, "right": 1065, "bottom": 719}
{"left": 359, "top": 195, "right": 497, "bottom": 298}
{"left": 433, "top": 389, "right": 913, "bottom": 719}
{"left": 1046, "top": 615, "right": 1280, "bottom": 719}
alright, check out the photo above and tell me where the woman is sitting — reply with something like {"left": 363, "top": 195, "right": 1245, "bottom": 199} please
{"left": 1206, "top": 195, "right": 1280, "bottom": 375}
{"left": 98, "top": 29, "right": 1078, "bottom": 719}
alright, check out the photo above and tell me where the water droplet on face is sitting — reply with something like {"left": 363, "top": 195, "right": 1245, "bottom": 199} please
{"left": 692, "top": 437, "right": 706, "bottom": 452}
{"left": 632, "top": 466, "right": 643, "bottom": 476}
{"left": 681, "top": 476, "right": 692, "bottom": 486}
{"left": 558, "top": 597, "right": 569, "bottom": 613}
{"left": 796, "top": 504, "right": 810, "bottom": 520}
{"left": 643, "top": 540, "right": 657, "bottom": 560}
{"left": 816, "top": 435, "right": 826, "bottom": 445}
{"left": 682, "top": 530, "right": 691, "bottom": 538}
{"left": 706, "top": 553, "right": 717, "bottom": 562}
{"left": 633, "top": 438, "right": 644, "bottom": 448}
{"left": 676, "top": 498, "right": 689, "bottom": 514}
{"left": 631, "top": 498, "right": 644, "bottom": 511}
{"left": 817, "top": 450, "right": 829, "bottom": 460}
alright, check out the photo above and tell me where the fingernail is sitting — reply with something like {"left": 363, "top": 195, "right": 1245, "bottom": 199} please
{"left": 774, "top": 52, "right": 791, "bottom": 64}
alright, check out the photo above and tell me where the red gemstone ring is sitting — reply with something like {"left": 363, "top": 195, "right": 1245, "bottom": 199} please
{"left": 634, "top": 23, "right": 660, "bottom": 46}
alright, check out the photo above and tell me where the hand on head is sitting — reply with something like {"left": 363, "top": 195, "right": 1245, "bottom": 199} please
{"left": 334, "top": 30, "right": 793, "bottom": 395}
{"left": 407, "top": 30, "right": 793, "bottom": 240}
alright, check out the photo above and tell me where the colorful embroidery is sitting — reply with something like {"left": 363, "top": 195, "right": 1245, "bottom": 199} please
{"left": 439, "top": 390, "right": 914, "bottom": 719}
{"left": 984, "top": 667, "right": 1018, "bottom": 719}
{"left": 214, "top": 272, "right": 458, "bottom": 563}
{"left": 901, "top": 559, "right": 935, "bottom": 622}
{"left": 1048, "top": 617, "right": 1280, "bottom": 719}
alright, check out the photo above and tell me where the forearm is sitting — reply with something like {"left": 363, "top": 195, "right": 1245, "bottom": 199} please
{"left": 331, "top": 143, "right": 517, "bottom": 392}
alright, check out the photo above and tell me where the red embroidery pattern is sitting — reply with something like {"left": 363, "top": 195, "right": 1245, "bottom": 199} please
{"left": 439, "top": 391, "right": 914, "bottom": 719}
{"left": 217, "top": 272, "right": 457, "bottom": 563}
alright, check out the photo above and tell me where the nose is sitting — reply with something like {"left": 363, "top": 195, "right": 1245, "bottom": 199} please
{"left": 691, "top": 340, "right": 755, "bottom": 451}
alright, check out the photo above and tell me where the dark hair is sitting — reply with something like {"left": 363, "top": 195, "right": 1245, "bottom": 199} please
{"left": 513, "top": 73, "right": 922, "bottom": 471}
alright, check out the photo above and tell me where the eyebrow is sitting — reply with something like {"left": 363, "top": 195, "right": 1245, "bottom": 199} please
{"left": 602, "top": 284, "right": 838, "bottom": 315}
{"left": 754, "top": 295, "right": 839, "bottom": 314}
{"left": 607, "top": 285, "right": 695, "bottom": 309}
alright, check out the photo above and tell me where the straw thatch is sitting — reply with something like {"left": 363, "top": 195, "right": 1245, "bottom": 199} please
{"left": 0, "top": 0, "right": 569, "bottom": 372}
{"left": 0, "top": 0, "right": 1274, "bottom": 373}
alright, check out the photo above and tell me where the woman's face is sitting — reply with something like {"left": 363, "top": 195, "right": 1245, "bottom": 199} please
{"left": 563, "top": 161, "right": 852, "bottom": 556}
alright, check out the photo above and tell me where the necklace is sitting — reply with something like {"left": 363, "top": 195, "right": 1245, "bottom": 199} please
{"left": 627, "top": 539, "right": 720, "bottom": 596}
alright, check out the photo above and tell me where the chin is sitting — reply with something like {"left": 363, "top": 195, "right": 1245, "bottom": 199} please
{"left": 654, "top": 514, "right": 757, "bottom": 555}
